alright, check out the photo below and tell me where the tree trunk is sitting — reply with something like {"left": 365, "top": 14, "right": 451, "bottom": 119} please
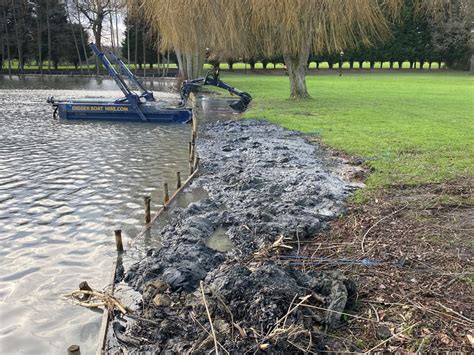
{"left": 156, "top": 33, "right": 161, "bottom": 76}
{"left": 109, "top": 13, "right": 115, "bottom": 52}
{"left": 178, "top": 51, "right": 203, "bottom": 79}
{"left": 283, "top": 47, "right": 310, "bottom": 100}
{"left": 35, "top": 5, "right": 43, "bottom": 74}
{"left": 11, "top": 0, "right": 23, "bottom": 73}
{"left": 358, "top": 61, "right": 364, "bottom": 69}
{"left": 18, "top": 0, "right": 27, "bottom": 72}
{"left": 194, "top": 51, "right": 203, "bottom": 78}
{"left": 45, "top": 0, "right": 52, "bottom": 73}
{"left": 142, "top": 24, "right": 146, "bottom": 77}
{"left": 126, "top": 8, "right": 131, "bottom": 66}
{"left": 134, "top": 20, "right": 138, "bottom": 73}
{"left": 2, "top": 9, "right": 12, "bottom": 75}
{"left": 175, "top": 49, "right": 185, "bottom": 78}
{"left": 389, "top": 61, "right": 394, "bottom": 69}
{"left": 165, "top": 51, "right": 170, "bottom": 77}
{"left": 74, "top": 0, "right": 90, "bottom": 74}
{"left": 66, "top": 2, "right": 82, "bottom": 74}
{"left": 115, "top": 11, "right": 119, "bottom": 53}
{"left": 470, "top": 55, "right": 474, "bottom": 75}
{"left": 94, "top": 18, "right": 103, "bottom": 74}
{"left": 185, "top": 53, "right": 192, "bottom": 78}
{"left": 0, "top": 18, "right": 4, "bottom": 71}
{"left": 349, "top": 61, "right": 354, "bottom": 69}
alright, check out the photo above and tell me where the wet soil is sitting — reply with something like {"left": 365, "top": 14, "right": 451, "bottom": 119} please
{"left": 110, "top": 120, "right": 360, "bottom": 353}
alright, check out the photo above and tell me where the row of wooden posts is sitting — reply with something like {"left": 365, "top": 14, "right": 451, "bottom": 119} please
{"left": 68, "top": 107, "right": 199, "bottom": 355}
{"left": 113, "top": 113, "right": 199, "bottom": 254}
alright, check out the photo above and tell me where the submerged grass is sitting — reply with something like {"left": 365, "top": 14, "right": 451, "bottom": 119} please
{"left": 221, "top": 72, "right": 474, "bottom": 200}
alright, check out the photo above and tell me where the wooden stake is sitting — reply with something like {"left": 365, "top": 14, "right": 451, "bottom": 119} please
{"left": 192, "top": 112, "right": 197, "bottom": 133}
{"left": 189, "top": 143, "right": 194, "bottom": 163}
{"left": 67, "top": 345, "right": 81, "bottom": 355}
{"left": 163, "top": 183, "right": 169, "bottom": 204}
{"left": 114, "top": 230, "right": 124, "bottom": 253}
{"left": 144, "top": 196, "right": 151, "bottom": 224}
{"left": 176, "top": 172, "right": 181, "bottom": 189}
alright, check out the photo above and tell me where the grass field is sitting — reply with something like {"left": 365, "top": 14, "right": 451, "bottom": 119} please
{"left": 219, "top": 72, "right": 473, "bottom": 199}
{"left": 219, "top": 71, "right": 473, "bottom": 352}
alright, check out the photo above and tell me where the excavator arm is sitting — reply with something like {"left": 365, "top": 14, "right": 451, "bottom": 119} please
{"left": 179, "top": 70, "right": 252, "bottom": 112}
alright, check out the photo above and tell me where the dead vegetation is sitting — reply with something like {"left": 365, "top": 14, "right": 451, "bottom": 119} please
{"left": 285, "top": 180, "right": 474, "bottom": 352}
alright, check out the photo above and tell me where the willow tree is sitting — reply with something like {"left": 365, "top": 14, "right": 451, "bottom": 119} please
{"left": 128, "top": 0, "right": 218, "bottom": 79}
{"left": 132, "top": 0, "right": 450, "bottom": 98}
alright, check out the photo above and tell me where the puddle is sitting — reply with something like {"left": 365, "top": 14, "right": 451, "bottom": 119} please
{"left": 173, "top": 186, "right": 209, "bottom": 208}
{"left": 206, "top": 227, "right": 234, "bottom": 252}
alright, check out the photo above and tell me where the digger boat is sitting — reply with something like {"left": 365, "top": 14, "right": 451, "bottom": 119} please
{"left": 47, "top": 43, "right": 251, "bottom": 123}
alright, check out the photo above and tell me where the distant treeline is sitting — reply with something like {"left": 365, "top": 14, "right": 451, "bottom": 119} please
{"left": 0, "top": 0, "right": 93, "bottom": 72}
{"left": 1, "top": 0, "right": 471, "bottom": 73}
{"left": 227, "top": 2, "right": 471, "bottom": 71}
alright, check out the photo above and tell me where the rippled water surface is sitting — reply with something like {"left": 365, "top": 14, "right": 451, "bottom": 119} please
{"left": 0, "top": 76, "right": 191, "bottom": 354}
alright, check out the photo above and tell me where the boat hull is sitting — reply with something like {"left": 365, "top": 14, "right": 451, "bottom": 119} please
{"left": 56, "top": 102, "right": 192, "bottom": 123}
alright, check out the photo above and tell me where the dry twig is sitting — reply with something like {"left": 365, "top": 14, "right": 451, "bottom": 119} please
{"left": 360, "top": 204, "right": 408, "bottom": 253}
{"left": 364, "top": 322, "right": 420, "bottom": 354}
{"left": 200, "top": 281, "right": 221, "bottom": 355}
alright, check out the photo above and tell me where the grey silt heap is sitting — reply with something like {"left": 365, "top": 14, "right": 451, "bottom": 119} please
{"left": 121, "top": 120, "right": 358, "bottom": 352}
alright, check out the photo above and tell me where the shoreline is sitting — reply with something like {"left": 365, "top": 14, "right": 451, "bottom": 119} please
{"left": 103, "top": 117, "right": 362, "bottom": 353}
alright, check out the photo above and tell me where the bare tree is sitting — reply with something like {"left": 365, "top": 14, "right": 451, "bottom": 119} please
{"left": 1, "top": 7, "right": 12, "bottom": 74}
{"left": 76, "top": 0, "right": 121, "bottom": 73}
{"left": 109, "top": 11, "right": 115, "bottom": 51}
{"left": 72, "top": 0, "right": 91, "bottom": 73}
{"left": 142, "top": 21, "right": 146, "bottom": 76}
{"left": 45, "top": 0, "right": 51, "bottom": 72}
{"left": 10, "top": 0, "right": 23, "bottom": 72}
{"left": 34, "top": 3, "right": 43, "bottom": 74}
{"left": 65, "top": 0, "right": 83, "bottom": 72}
{"left": 76, "top": 0, "right": 111, "bottom": 50}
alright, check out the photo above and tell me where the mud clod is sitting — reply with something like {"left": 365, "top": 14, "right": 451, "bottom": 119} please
{"left": 114, "top": 120, "right": 357, "bottom": 352}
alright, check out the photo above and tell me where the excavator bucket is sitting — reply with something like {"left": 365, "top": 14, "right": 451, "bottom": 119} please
{"left": 179, "top": 70, "right": 252, "bottom": 112}
{"left": 229, "top": 96, "right": 251, "bottom": 112}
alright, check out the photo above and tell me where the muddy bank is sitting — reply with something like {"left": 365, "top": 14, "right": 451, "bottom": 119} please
{"left": 113, "top": 120, "right": 358, "bottom": 352}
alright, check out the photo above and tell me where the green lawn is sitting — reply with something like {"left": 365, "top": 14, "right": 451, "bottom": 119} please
{"left": 220, "top": 72, "right": 474, "bottom": 198}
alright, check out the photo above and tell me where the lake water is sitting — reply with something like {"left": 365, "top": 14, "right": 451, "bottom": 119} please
{"left": 0, "top": 76, "right": 192, "bottom": 354}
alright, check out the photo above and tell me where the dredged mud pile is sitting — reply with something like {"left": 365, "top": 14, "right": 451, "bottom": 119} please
{"left": 115, "top": 120, "right": 358, "bottom": 353}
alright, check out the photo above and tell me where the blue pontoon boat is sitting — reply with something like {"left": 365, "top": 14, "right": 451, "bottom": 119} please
{"left": 47, "top": 43, "right": 251, "bottom": 123}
